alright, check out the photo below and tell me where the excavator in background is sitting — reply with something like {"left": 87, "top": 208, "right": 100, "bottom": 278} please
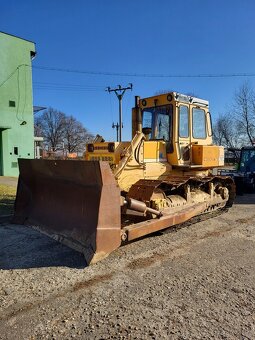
{"left": 13, "top": 92, "right": 235, "bottom": 264}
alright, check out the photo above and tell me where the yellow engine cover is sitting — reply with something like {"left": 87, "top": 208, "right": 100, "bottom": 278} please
{"left": 192, "top": 145, "right": 224, "bottom": 167}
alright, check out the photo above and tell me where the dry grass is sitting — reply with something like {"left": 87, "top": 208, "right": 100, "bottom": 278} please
{"left": 0, "top": 185, "right": 17, "bottom": 216}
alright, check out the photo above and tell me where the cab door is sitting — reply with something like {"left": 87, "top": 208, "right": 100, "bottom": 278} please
{"left": 178, "top": 104, "right": 191, "bottom": 165}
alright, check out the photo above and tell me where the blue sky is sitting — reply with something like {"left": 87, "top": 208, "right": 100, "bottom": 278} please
{"left": 1, "top": 0, "right": 255, "bottom": 140}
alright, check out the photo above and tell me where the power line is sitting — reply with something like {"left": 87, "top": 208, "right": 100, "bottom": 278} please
{"left": 0, "top": 64, "right": 29, "bottom": 88}
{"left": 33, "top": 86, "right": 103, "bottom": 92}
{"left": 2, "top": 65, "right": 255, "bottom": 88}
{"left": 34, "top": 81, "right": 105, "bottom": 88}
{"left": 33, "top": 81, "right": 106, "bottom": 92}
{"left": 32, "top": 65, "right": 255, "bottom": 78}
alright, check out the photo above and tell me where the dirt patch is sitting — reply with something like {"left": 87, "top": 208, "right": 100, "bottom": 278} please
{"left": 127, "top": 256, "right": 158, "bottom": 269}
{"left": 0, "top": 273, "right": 114, "bottom": 322}
{"left": 0, "top": 177, "right": 18, "bottom": 188}
{"left": 72, "top": 273, "right": 114, "bottom": 292}
{"left": 201, "top": 227, "right": 233, "bottom": 239}
{"left": 236, "top": 216, "right": 255, "bottom": 224}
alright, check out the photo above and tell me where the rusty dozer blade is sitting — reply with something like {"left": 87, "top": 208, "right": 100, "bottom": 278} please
{"left": 13, "top": 159, "right": 121, "bottom": 265}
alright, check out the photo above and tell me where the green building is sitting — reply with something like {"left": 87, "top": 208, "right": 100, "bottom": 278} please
{"left": 0, "top": 32, "right": 36, "bottom": 176}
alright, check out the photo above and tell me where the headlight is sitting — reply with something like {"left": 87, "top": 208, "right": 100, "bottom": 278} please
{"left": 108, "top": 143, "right": 115, "bottom": 152}
{"left": 167, "top": 94, "right": 172, "bottom": 102}
{"left": 87, "top": 144, "right": 94, "bottom": 152}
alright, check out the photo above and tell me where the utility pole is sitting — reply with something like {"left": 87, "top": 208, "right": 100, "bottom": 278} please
{"left": 112, "top": 122, "right": 123, "bottom": 142}
{"left": 106, "top": 84, "right": 133, "bottom": 142}
{"left": 112, "top": 122, "right": 119, "bottom": 142}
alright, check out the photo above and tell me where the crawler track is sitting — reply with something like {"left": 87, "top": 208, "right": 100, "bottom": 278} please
{"left": 128, "top": 175, "right": 235, "bottom": 208}
{"left": 121, "top": 175, "right": 235, "bottom": 242}
{"left": 160, "top": 205, "right": 230, "bottom": 235}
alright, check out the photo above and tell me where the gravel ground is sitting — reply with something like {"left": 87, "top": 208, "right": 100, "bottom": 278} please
{"left": 0, "top": 195, "right": 255, "bottom": 339}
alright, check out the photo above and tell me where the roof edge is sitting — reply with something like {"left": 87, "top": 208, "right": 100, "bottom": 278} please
{"left": 0, "top": 31, "right": 35, "bottom": 44}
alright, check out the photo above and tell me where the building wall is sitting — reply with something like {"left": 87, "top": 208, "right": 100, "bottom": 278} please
{"left": 0, "top": 32, "right": 35, "bottom": 176}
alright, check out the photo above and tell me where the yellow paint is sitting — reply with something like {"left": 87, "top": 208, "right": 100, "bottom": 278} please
{"left": 167, "top": 151, "right": 179, "bottom": 166}
{"left": 192, "top": 145, "right": 224, "bottom": 167}
{"left": 86, "top": 154, "right": 115, "bottom": 163}
{"left": 139, "top": 93, "right": 173, "bottom": 108}
{"left": 85, "top": 141, "right": 130, "bottom": 165}
{"left": 144, "top": 162, "right": 171, "bottom": 179}
{"left": 143, "top": 141, "right": 167, "bottom": 161}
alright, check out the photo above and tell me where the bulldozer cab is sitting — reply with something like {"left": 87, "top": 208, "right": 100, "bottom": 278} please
{"left": 85, "top": 92, "right": 224, "bottom": 172}
{"left": 132, "top": 92, "right": 223, "bottom": 169}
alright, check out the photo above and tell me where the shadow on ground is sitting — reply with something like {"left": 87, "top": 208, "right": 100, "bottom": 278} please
{"left": 0, "top": 224, "right": 87, "bottom": 270}
{"left": 234, "top": 193, "right": 255, "bottom": 204}
{"left": 0, "top": 197, "right": 15, "bottom": 216}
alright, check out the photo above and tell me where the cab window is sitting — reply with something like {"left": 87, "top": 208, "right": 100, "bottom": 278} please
{"left": 142, "top": 110, "right": 153, "bottom": 139}
{"left": 179, "top": 105, "right": 189, "bottom": 138}
{"left": 142, "top": 104, "right": 172, "bottom": 141}
{"left": 192, "top": 108, "right": 206, "bottom": 139}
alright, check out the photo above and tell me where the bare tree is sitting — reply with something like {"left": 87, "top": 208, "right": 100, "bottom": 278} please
{"left": 213, "top": 115, "right": 225, "bottom": 146}
{"left": 233, "top": 82, "right": 255, "bottom": 145}
{"left": 214, "top": 82, "right": 255, "bottom": 150}
{"left": 35, "top": 108, "right": 93, "bottom": 154}
{"left": 34, "top": 108, "right": 66, "bottom": 151}
{"left": 213, "top": 113, "right": 240, "bottom": 150}
{"left": 62, "top": 115, "right": 93, "bottom": 153}
{"left": 34, "top": 117, "right": 44, "bottom": 138}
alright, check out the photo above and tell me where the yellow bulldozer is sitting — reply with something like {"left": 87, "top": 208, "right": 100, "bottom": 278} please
{"left": 13, "top": 92, "right": 235, "bottom": 264}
